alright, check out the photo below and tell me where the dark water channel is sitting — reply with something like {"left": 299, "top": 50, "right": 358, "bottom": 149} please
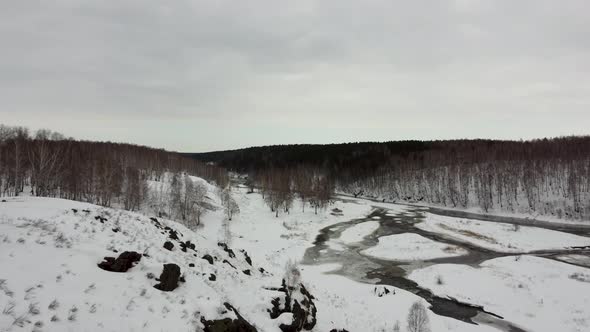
{"left": 302, "top": 204, "right": 590, "bottom": 332}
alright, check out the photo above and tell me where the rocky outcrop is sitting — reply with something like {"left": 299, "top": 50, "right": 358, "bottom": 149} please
{"left": 268, "top": 280, "right": 317, "bottom": 332}
{"left": 201, "top": 302, "right": 257, "bottom": 332}
{"left": 373, "top": 285, "right": 394, "bottom": 297}
{"left": 218, "top": 242, "right": 236, "bottom": 258}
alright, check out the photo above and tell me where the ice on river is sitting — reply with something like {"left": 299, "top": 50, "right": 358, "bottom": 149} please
{"left": 416, "top": 213, "right": 590, "bottom": 253}
{"left": 339, "top": 220, "right": 381, "bottom": 243}
{"left": 408, "top": 255, "right": 590, "bottom": 332}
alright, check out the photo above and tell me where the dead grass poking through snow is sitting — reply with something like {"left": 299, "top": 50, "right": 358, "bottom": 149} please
{"left": 438, "top": 223, "right": 498, "bottom": 244}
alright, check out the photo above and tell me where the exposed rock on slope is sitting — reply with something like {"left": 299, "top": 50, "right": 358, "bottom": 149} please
{"left": 97, "top": 251, "right": 142, "bottom": 272}
{"left": 154, "top": 264, "right": 182, "bottom": 292}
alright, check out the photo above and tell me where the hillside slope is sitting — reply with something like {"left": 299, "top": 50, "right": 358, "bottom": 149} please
{"left": 0, "top": 196, "right": 281, "bottom": 331}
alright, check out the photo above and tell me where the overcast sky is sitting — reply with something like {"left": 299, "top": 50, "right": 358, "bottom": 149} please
{"left": 1, "top": 1, "right": 589, "bottom": 152}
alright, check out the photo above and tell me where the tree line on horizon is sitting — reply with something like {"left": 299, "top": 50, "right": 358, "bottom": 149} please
{"left": 189, "top": 137, "right": 590, "bottom": 220}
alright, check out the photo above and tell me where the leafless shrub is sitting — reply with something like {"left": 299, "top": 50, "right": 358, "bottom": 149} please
{"left": 0, "top": 279, "right": 14, "bottom": 297}
{"left": 25, "top": 219, "right": 59, "bottom": 235}
{"left": 54, "top": 233, "right": 71, "bottom": 248}
{"left": 24, "top": 286, "right": 36, "bottom": 300}
{"left": 48, "top": 299, "right": 59, "bottom": 310}
{"left": 570, "top": 272, "right": 590, "bottom": 283}
{"left": 280, "top": 232, "right": 304, "bottom": 240}
{"left": 84, "top": 283, "right": 96, "bottom": 293}
{"left": 284, "top": 259, "right": 301, "bottom": 294}
{"left": 442, "top": 246, "right": 458, "bottom": 253}
{"left": 68, "top": 306, "right": 78, "bottom": 321}
{"left": 436, "top": 275, "right": 444, "bottom": 285}
{"left": 28, "top": 303, "right": 40, "bottom": 315}
{"left": 126, "top": 299, "right": 136, "bottom": 311}
{"left": 12, "top": 312, "right": 29, "bottom": 327}
{"left": 393, "top": 320, "right": 401, "bottom": 332}
{"left": 51, "top": 315, "right": 59, "bottom": 322}
{"left": 2, "top": 301, "right": 15, "bottom": 315}
{"left": 407, "top": 301, "right": 430, "bottom": 332}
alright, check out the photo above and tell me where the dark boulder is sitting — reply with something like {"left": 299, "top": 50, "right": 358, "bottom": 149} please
{"left": 218, "top": 242, "right": 236, "bottom": 258}
{"left": 202, "top": 254, "right": 214, "bottom": 265}
{"left": 150, "top": 217, "right": 163, "bottom": 229}
{"left": 189, "top": 263, "right": 195, "bottom": 267}
{"left": 180, "top": 241, "right": 196, "bottom": 252}
{"left": 240, "top": 249, "right": 253, "bottom": 266}
{"left": 98, "top": 251, "right": 142, "bottom": 272}
{"left": 163, "top": 241, "right": 174, "bottom": 251}
{"left": 242, "top": 269, "right": 251, "bottom": 276}
{"left": 154, "top": 264, "right": 181, "bottom": 292}
{"left": 94, "top": 216, "right": 108, "bottom": 223}
{"left": 164, "top": 226, "right": 179, "bottom": 240}
{"left": 209, "top": 274, "right": 217, "bottom": 281}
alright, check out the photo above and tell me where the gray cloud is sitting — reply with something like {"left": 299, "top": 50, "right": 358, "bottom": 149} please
{"left": 1, "top": 0, "right": 589, "bottom": 151}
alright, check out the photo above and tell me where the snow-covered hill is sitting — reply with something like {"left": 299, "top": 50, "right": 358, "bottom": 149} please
{"left": 0, "top": 195, "right": 291, "bottom": 332}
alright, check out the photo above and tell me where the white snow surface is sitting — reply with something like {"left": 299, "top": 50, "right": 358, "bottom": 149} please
{"left": 338, "top": 220, "right": 380, "bottom": 243}
{"left": 409, "top": 256, "right": 590, "bottom": 332}
{"left": 0, "top": 196, "right": 278, "bottom": 332}
{"left": 361, "top": 233, "right": 468, "bottom": 261}
{"left": 415, "top": 213, "right": 590, "bottom": 253}
{"left": 3, "top": 180, "right": 587, "bottom": 332}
